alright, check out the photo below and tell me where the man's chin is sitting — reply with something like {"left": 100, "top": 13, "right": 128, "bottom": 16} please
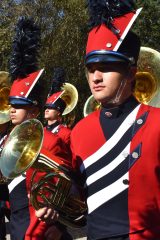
{"left": 11, "top": 120, "right": 19, "bottom": 125}
{"left": 44, "top": 117, "right": 49, "bottom": 120}
{"left": 93, "top": 95, "right": 110, "bottom": 104}
{"left": 11, "top": 119, "right": 23, "bottom": 125}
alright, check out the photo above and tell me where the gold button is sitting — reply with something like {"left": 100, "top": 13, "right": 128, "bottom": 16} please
{"left": 20, "top": 91, "right": 24, "bottom": 95}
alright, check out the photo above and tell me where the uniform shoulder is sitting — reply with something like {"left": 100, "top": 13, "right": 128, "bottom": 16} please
{"left": 72, "top": 110, "right": 100, "bottom": 135}
{"left": 43, "top": 128, "right": 60, "bottom": 143}
{"left": 60, "top": 124, "right": 71, "bottom": 133}
{"left": 141, "top": 104, "right": 160, "bottom": 114}
{"left": 139, "top": 104, "right": 160, "bottom": 123}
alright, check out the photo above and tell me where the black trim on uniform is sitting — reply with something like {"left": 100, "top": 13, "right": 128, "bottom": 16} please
{"left": 46, "top": 121, "right": 59, "bottom": 132}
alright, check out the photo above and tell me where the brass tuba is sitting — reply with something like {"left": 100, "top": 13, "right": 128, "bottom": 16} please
{"left": 0, "top": 71, "right": 11, "bottom": 124}
{"left": 83, "top": 95, "right": 101, "bottom": 117}
{"left": 134, "top": 47, "right": 160, "bottom": 107}
{"left": 0, "top": 119, "right": 87, "bottom": 228}
{"left": 61, "top": 83, "right": 78, "bottom": 116}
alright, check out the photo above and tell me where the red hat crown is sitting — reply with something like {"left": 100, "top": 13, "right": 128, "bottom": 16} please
{"left": 86, "top": 9, "right": 141, "bottom": 55}
{"left": 9, "top": 69, "right": 44, "bottom": 105}
{"left": 46, "top": 91, "right": 64, "bottom": 105}
{"left": 86, "top": 1, "right": 142, "bottom": 65}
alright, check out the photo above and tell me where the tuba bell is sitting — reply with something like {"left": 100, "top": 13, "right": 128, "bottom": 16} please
{"left": 83, "top": 95, "right": 101, "bottom": 117}
{"left": 0, "top": 71, "right": 11, "bottom": 124}
{"left": 134, "top": 47, "right": 160, "bottom": 107}
{"left": 61, "top": 83, "right": 78, "bottom": 116}
{"left": 0, "top": 119, "right": 87, "bottom": 228}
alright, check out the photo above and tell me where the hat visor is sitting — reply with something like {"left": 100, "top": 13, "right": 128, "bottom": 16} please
{"left": 45, "top": 104, "right": 62, "bottom": 112}
{"left": 45, "top": 103, "right": 66, "bottom": 114}
{"left": 85, "top": 50, "right": 130, "bottom": 65}
{"left": 9, "top": 97, "right": 34, "bottom": 106}
{"left": 45, "top": 104, "right": 57, "bottom": 109}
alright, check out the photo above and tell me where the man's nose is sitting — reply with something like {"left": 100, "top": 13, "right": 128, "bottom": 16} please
{"left": 93, "top": 70, "right": 103, "bottom": 82}
{"left": 10, "top": 107, "right": 16, "bottom": 113}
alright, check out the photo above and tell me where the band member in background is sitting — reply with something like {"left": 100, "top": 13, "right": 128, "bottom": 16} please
{"left": 37, "top": 1, "right": 160, "bottom": 239}
{"left": 5, "top": 16, "right": 71, "bottom": 240}
{"left": 0, "top": 71, "right": 11, "bottom": 240}
{"left": 44, "top": 67, "right": 72, "bottom": 155}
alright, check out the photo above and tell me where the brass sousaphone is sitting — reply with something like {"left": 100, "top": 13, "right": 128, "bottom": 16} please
{"left": 134, "top": 46, "right": 160, "bottom": 106}
{"left": 0, "top": 119, "right": 87, "bottom": 228}
{"left": 60, "top": 82, "right": 78, "bottom": 127}
{"left": 83, "top": 95, "right": 101, "bottom": 117}
{"left": 61, "top": 83, "right": 78, "bottom": 115}
{"left": 0, "top": 71, "right": 11, "bottom": 124}
{"left": 0, "top": 71, "right": 11, "bottom": 184}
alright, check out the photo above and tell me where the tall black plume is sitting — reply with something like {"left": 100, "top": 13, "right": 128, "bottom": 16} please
{"left": 87, "top": 0, "right": 136, "bottom": 32}
{"left": 9, "top": 16, "right": 41, "bottom": 82}
{"left": 48, "top": 67, "right": 66, "bottom": 97}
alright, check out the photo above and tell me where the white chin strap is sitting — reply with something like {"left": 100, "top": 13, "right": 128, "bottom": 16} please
{"left": 107, "top": 78, "right": 128, "bottom": 105}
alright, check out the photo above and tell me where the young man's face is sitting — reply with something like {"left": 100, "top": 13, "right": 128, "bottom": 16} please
{"left": 86, "top": 62, "right": 133, "bottom": 105}
{"left": 10, "top": 105, "right": 37, "bottom": 125}
{"left": 44, "top": 108, "right": 60, "bottom": 121}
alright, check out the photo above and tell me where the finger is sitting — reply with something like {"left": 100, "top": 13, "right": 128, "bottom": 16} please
{"left": 50, "top": 211, "right": 59, "bottom": 221}
{"left": 35, "top": 207, "right": 48, "bottom": 218}
{"left": 43, "top": 208, "right": 53, "bottom": 218}
{"left": 44, "top": 209, "right": 59, "bottom": 220}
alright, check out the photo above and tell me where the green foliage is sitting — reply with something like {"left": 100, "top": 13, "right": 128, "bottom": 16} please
{"left": 0, "top": 0, "right": 160, "bottom": 124}
{"left": 135, "top": 0, "right": 160, "bottom": 51}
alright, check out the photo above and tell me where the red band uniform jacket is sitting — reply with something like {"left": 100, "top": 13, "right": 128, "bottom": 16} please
{"left": 71, "top": 97, "right": 160, "bottom": 240}
{"left": 44, "top": 122, "right": 72, "bottom": 162}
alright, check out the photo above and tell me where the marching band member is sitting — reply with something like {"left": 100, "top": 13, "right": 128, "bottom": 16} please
{"left": 70, "top": 1, "right": 160, "bottom": 239}
{"left": 36, "top": 0, "right": 160, "bottom": 239}
{"left": 6, "top": 16, "right": 71, "bottom": 240}
{"left": 44, "top": 67, "right": 72, "bottom": 157}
